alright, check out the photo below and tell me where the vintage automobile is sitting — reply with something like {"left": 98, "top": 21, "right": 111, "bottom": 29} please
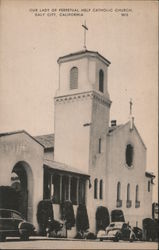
{"left": 0, "top": 209, "right": 35, "bottom": 241}
{"left": 97, "top": 222, "right": 136, "bottom": 242}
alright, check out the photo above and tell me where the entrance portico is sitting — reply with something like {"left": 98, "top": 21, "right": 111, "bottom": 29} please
{"left": 0, "top": 131, "right": 44, "bottom": 228}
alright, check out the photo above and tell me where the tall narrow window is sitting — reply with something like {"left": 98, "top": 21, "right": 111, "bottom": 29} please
{"left": 127, "top": 183, "right": 130, "bottom": 201}
{"left": 117, "top": 182, "right": 121, "bottom": 201}
{"left": 99, "top": 180, "right": 103, "bottom": 199}
{"left": 126, "top": 144, "right": 133, "bottom": 167}
{"left": 94, "top": 178, "right": 98, "bottom": 199}
{"left": 99, "top": 69, "right": 104, "bottom": 93}
{"left": 135, "top": 185, "right": 140, "bottom": 208}
{"left": 126, "top": 183, "right": 131, "bottom": 208}
{"left": 98, "top": 138, "right": 102, "bottom": 153}
{"left": 116, "top": 182, "right": 122, "bottom": 207}
{"left": 148, "top": 181, "right": 151, "bottom": 192}
{"left": 135, "top": 185, "right": 139, "bottom": 202}
{"left": 70, "top": 67, "right": 78, "bottom": 89}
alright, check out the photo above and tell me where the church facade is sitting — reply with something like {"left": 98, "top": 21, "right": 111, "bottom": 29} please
{"left": 0, "top": 49, "right": 154, "bottom": 236}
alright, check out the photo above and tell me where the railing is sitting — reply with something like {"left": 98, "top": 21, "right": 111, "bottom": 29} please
{"left": 126, "top": 200, "right": 132, "bottom": 208}
{"left": 116, "top": 199, "right": 122, "bottom": 208}
{"left": 135, "top": 200, "right": 140, "bottom": 208}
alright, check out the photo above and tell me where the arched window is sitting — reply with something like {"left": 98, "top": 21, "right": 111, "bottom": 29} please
{"left": 99, "top": 69, "right": 104, "bottom": 93}
{"left": 135, "top": 185, "right": 139, "bottom": 202}
{"left": 117, "top": 182, "right": 121, "bottom": 201}
{"left": 126, "top": 144, "right": 133, "bottom": 167}
{"left": 127, "top": 183, "right": 130, "bottom": 201}
{"left": 70, "top": 67, "right": 78, "bottom": 89}
{"left": 99, "top": 180, "right": 103, "bottom": 199}
{"left": 94, "top": 178, "right": 98, "bottom": 199}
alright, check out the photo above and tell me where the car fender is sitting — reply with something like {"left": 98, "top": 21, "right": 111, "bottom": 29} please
{"left": 18, "top": 222, "right": 35, "bottom": 235}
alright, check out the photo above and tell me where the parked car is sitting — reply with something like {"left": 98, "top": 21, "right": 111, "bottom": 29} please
{"left": 97, "top": 222, "right": 136, "bottom": 242}
{"left": 0, "top": 209, "right": 35, "bottom": 241}
{"left": 132, "top": 226, "right": 143, "bottom": 241}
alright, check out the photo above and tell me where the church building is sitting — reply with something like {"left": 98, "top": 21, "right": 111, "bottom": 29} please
{"left": 0, "top": 48, "right": 155, "bottom": 236}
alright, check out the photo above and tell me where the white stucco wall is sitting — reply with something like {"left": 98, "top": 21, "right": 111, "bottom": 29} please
{"left": 54, "top": 53, "right": 111, "bottom": 233}
{"left": 54, "top": 54, "right": 110, "bottom": 174}
{"left": 54, "top": 96, "right": 91, "bottom": 173}
{"left": 44, "top": 150, "right": 54, "bottom": 161}
{"left": 106, "top": 122, "right": 152, "bottom": 228}
{"left": 0, "top": 132, "right": 44, "bottom": 229}
{"left": 56, "top": 55, "right": 109, "bottom": 98}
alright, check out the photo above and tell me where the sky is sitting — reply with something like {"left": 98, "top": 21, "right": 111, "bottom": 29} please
{"left": 0, "top": 0, "right": 158, "bottom": 200}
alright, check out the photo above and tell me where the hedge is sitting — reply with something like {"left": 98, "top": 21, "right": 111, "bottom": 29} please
{"left": 96, "top": 206, "right": 110, "bottom": 231}
{"left": 76, "top": 204, "right": 89, "bottom": 232}
{"left": 37, "top": 199, "right": 54, "bottom": 235}
{"left": 60, "top": 200, "right": 75, "bottom": 229}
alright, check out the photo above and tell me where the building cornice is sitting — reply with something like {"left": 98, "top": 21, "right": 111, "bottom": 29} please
{"left": 57, "top": 50, "right": 111, "bottom": 66}
{"left": 54, "top": 90, "right": 112, "bottom": 107}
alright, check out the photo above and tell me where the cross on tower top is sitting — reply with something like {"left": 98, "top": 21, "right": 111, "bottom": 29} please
{"left": 129, "top": 98, "right": 133, "bottom": 116}
{"left": 82, "top": 20, "right": 88, "bottom": 50}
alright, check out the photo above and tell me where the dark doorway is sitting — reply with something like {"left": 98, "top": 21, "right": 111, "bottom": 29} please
{"left": 12, "top": 163, "right": 28, "bottom": 219}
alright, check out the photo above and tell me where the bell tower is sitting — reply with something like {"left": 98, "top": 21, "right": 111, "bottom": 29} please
{"left": 54, "top": 50, "right": 111, "bottom": 173}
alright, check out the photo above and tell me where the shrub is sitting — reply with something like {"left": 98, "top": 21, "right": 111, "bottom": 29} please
{"left": 76, "top": 204, "right": 89, "bottom": 233}
{"left": 111, "top": 209, "right": 125, "bottom": 222}
{"left": 96, "top": 206, "right": 110, "bottom": 231}
{"left": 60, "top": 200, "right": 75, "bottom": 229}
{"left": 49, "top": 219, "right": 63, "bottom": 234}
{"left": 0, "top": 186, "right": 20, "bottom": 211}
{"left": 37, "top": 199, "right": 54, "bottom": 235}
{"left": 74, "top": 232, "right": 83, "bottom": 239}
{"left": 143, "top": 218, "right": 158, "bottom": 241}
{"left": 85, "top": 232, "right": 97, "bottom": 240}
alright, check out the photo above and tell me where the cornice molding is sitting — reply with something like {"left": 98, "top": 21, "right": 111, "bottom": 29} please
{"left": 54, "top": 91, "right": 111, "bottom": 107}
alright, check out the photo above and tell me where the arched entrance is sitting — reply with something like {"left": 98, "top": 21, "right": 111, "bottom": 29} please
{"left": 11, "top": 161, "right": 33, "bottom": 221}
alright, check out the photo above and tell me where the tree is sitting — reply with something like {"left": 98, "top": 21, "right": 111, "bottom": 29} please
{"left": 37, "top": 199, "right": 54, "bottom": 235}
{"left": 76, "top": 204, "right": 89, "bottom": 236}
{"left": 60, "top": 200, "right": 75, "bottom": 237}
{"left": 96, "top": 206, "right": 110, "bottom": 231}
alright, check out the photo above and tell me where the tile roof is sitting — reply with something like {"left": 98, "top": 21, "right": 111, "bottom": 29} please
{"left": 57, "top": 49, "right": 111, "bottom": 66}
{"left": 44, "top": 159, "right": 89, "bottom": 177}
{"left": 108, "top": 124, "right": 123, "bottom": 133}
{"left": 35, "top": 134, "right": 54, "bottom": 149}
{"left": 0, "top": 130, "right": 44, "bottom": 147}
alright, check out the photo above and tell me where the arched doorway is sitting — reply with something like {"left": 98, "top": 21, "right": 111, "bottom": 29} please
{"left": 11, "top": 161, "right": 33, "bottom": 221}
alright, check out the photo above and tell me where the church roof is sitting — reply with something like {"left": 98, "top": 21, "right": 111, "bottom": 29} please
{"left": 108, "top": 124, "right": 124, "bottom": 133}
{"left": 0, "top": 130, "right": 44, "bottom": 148}
{"left": 108, "top": 121, "right": 146, "bottom": 149}
{"left": 35, "top": 134, "right": 54, "bottom": 149}
{"left": 57, "top": 50, "right": 111, "bottom": 66}
{"left": 44, "top": 159, "right": 89, "bottom": 177}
